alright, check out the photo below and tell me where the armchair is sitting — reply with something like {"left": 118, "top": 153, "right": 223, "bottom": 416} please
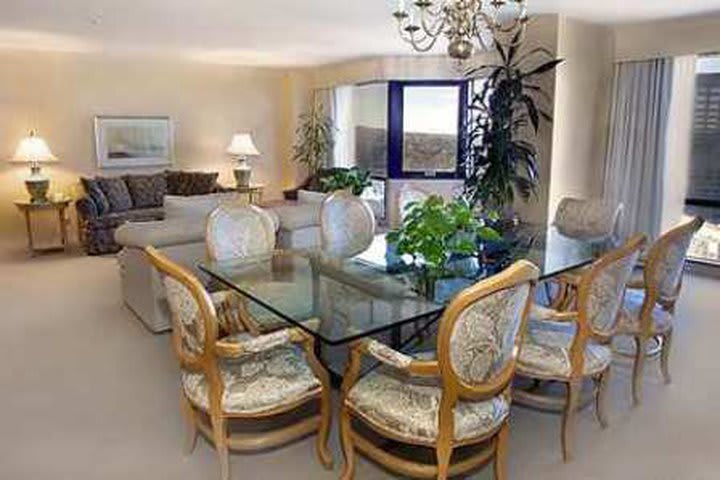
{"left": 339, "top": 260, "right": 539, "bottom": 480}
{"left": 145, "top": 246, "right": 332, "bottom": 480}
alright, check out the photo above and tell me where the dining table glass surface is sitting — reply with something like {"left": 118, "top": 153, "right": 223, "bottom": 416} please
{"left": 199, "top": 225, "right": 608, "bottom": 346}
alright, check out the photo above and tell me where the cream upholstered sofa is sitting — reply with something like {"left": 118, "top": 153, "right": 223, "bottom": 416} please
{"left": 115, "top": 193, "right": 323, "bottom": 333}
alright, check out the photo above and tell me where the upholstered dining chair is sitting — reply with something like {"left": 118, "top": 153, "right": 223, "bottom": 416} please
{"left": 339, "top": 260, "right": 539, "bottom": 480}
{"left": 205, "top": 203, "right": 288, "bottom": 335}
{"left": 618, "top": 216, "right": 704, "bottom": 405}
{"left": 146, "top": 247, "right": 333, "bottom": 480}
{"left": 514, "top": 234, "right": 646, "bottom": 462}
{"left": 320, "top": 189, "right": 375, "bottom": 259}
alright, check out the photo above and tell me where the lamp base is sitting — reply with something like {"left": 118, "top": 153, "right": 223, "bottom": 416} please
{"left": 26, "top": 178, "right": 49, "bottom": 203}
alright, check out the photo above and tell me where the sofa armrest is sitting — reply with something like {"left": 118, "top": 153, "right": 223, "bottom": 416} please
{"left": 76, "top": 197, "right": 98, "bottom": 220}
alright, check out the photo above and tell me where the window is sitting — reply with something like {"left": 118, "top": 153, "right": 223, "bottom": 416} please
{"left": 685, "top": 55, "right": 720, "bottom": 264}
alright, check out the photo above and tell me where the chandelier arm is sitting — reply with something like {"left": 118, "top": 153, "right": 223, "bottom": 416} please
{"left": 418, "top": 9, "right": 447, "bottom": 39}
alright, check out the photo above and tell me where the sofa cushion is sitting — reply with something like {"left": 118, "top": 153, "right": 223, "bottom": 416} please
{"left": 114, "top": 218, "right": 206, "bottom": 249}
{"left": 81, "top": 177, "right": 111, "bottom": 215}
{"left": 124, "top": 173, "right": 167, "bottom": 208}
{"left": 97, "top": 176, "right": 133, "bottom": 212}
{"left": 166, "top": 170, "right": 219, "bottom": 196}
{"left": 272, "top": 203, "right": 321, "bottom": 231}
{"left": 164, "top": 193, "right": 237, "bottom": 220}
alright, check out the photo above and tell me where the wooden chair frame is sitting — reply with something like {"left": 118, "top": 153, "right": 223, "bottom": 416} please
{"left": 623, "top": 217, "right": 704, "bottom": 405}
{"left": 339, "top": 260, "right": 539, "bottom": 480}
{"left": 146, "top": 247, "right": 333, "bottom": 480}
{"left": 514, "top": 234, "right": 647, "bottom": 462}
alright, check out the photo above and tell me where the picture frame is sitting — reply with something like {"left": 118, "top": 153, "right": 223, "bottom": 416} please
{"left": 94, "top": 116, "right": 174, "bottom": 169}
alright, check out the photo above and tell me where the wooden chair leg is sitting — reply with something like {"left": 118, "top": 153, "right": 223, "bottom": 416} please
{"left": 211, "top": 415, "right": 230, "bottom": 480}
{"left": 660, "top": 330, "right": 674, "bottom": 385}
{"left": 435, "top": 441, "right": 453, "bottom": 480}
{"left": 562, "top": 380, "right": 581, "bottom": 463}
{"left": 493, "top": 422, "right": 510, "bottom": 480}
{"left": 316, "top": 391, "right": 333, "bottom": 469}
{"left": 339, "top": 405, "right": 356, "bottom": 480}
{"left": 181, "top": 394, "right": 199, "bottom": 455}
{"left": 594, "top": 370, "right": 610, "bottom": 429}
{"left": 632, "top": 336, "right": 647, "bottom": 407}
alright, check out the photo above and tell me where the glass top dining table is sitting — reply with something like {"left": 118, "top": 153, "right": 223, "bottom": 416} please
{"left": 199, "top": 225, "right": 607, "bottom": 347}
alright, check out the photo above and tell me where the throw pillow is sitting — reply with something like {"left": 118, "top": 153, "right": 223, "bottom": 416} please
{"left": 124, "top": 173, "right": 167, "bottom": 209}
{"left": 189, "top": 172, "right": 219, "bottom": 195}
{"left": 80, "top": 177, "right": 111, "bottom": 215}
{"left": 97, "top": 176, "right": 133, "bottom": 212}
{"left": 165, "top": 170, "right": 219, "bottom": 196}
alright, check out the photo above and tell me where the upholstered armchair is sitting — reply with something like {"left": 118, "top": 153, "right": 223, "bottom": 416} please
{"left": 618, "top": 217, "right": 704, "bottom": 405}
{"left": 339, "top": 261, "right": 539, "bottom": 480}
{"left": 145, "top": 247, "right": 332, "bottom": 480}
{"left": 320, "top": 190, "right": 375, "bottom": 259}
{"left": 205, "top": 203, "right": 289, "bottom": 335}
{"left": 514, "top": 235, "right": 646, "bottom": 462}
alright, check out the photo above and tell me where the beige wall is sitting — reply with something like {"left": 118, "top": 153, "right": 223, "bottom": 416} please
{"left": 0, "top": 51, "right": 287, "bottom": 237}
{"left": 549, "top": 18, "right": 615, "bottom": 220}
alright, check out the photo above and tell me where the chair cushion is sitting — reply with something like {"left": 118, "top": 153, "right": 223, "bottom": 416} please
{"left": 97, "top": 176, "right": 134, "bottom": 212}
{"left": 618, "top": 290, "right": 673, "bottom": 335}
{"left": 346, "top": 368, "right": 509, "bottom": 444}
{"left": 518, "top": 320, "right": 612, "bottom": 379}
{"left": 124, "top": 173, "right": 167, "bottom": 208}
{"left": 181, "top": 336, "right": 321, "bottom": 415}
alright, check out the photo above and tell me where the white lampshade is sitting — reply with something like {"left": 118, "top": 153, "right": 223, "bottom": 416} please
{"left": 11, "top": 131, "right": 58, "bottom": 164}
{"left": 226, "top": 133, "right": 260, "bottom": 157}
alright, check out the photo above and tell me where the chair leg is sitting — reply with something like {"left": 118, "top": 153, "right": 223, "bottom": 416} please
{"left": 339, "top": 405, "right": 356, "bottom": 480}
{"left": 594, "top": 370, "right": 610, "bottom": 429}
{"left": 632, "top": 336, "right": 647, "bottom": 407}
{"left": 493, "top": 422, "right": 510, "bottom": 480}
{"left": 561, "top": 380, "right": 581, "bottom": 463}
{"left": 180, "top": 394, "right": 198, "bottom": 455}
{"left": 660, "top": 330, "right": 674, "bottom": 385}
{"left": 435, "top": 441, "right": 453, "bottom": 480}
{"left": 211, "top": 415, "right": 230, "bottom": 480}
{"left": 316, "top": 391, "right": 333, "bottom": 469}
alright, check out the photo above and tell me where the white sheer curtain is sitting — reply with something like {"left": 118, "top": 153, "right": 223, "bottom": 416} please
{"left": 604, "top": 58, "right": 674, "bottom": 240}
{"left": 331, "top": 86, "right": 354, "bottom": 168}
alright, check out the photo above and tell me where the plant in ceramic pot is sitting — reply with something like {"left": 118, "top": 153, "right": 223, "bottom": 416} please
{"left": 463, "top": 30, "right": 563, "bottom": 220}
{"left": 387, "top": 195, "right": 501, "bottom": 301}
{"left": 320, "top": 167, "right": 372, "bottom": 196}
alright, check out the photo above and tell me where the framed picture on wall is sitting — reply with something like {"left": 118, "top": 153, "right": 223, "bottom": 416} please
{"left": 94, "top": 116, "right": 174, "bottom": 168}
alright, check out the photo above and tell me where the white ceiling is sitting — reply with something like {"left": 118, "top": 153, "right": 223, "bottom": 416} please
{"left": 2, "top": 0, "right": 720, "bottom": 66}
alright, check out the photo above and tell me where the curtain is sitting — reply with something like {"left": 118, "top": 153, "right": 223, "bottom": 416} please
{"left": 604, "top": 58, "right": 673, "bottom": 240}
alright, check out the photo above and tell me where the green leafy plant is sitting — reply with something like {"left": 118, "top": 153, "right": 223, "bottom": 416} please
{"left": 320, "top": 167, "right": 372, "bottom": 196}
{"left": 387, "top": 196, "right": 501, "bottom": 283}
{"left": 292, "top": 100, "right": 335, "bottom": 176}
{"left": 464, "top": 31, "right": 563, "bottom": 211}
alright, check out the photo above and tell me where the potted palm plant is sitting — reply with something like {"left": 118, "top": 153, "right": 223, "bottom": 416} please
{"left": 292, "top": 96, "right": 335, "bottom": 191}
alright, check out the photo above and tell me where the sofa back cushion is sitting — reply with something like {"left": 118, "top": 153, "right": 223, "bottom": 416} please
{"left": 165, "top": 170, "right": 219, "bottom": 196}
{"left": 97, "top": 177, "right": 133, "bottom": 212}
{"left": 81, "top": 177, "right": 111, "bottom": 215}
{"left": 124, "top": 173, "right": 167, "bottom": 208}
{"left": 164, "top": 193, "right": 237, "bottom": 220}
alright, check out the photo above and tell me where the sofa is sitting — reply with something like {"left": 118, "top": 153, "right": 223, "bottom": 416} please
{"left": 76, "top": 170, "right": 227, "bottom": 255}
{"left": 114, "top": 192, "right": 324, "bottom": 333}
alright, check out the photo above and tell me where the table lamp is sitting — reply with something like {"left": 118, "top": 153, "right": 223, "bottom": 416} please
{"left": 226, "top": 133, "right": 259, "bottom": 187}
{"left": 11, "top": 130, "right": 58, "bottom": 203}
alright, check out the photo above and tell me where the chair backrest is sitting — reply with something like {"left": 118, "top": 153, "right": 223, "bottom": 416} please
{"left": 206, "top": 204, "right": 277, "bottom": 262}
{"left": 436, "top": 260, "right": 539, "bottom": 402}
{"left": 577, "top": 234, "right": 646, "bottom": 339}
{"left": 553, "top": 197, "right": 624, "bottom": 243}
{"left": 645, "top": 217, "right": 704, "bottom": 302}
{"left": 320, "top": 190, "right": 376, "bottom": 258}
{"left": 398, "top": 185, "right": 430, "bottom": 222}
{"left": 145, "top": 246, "right": 219, "bottom": 368}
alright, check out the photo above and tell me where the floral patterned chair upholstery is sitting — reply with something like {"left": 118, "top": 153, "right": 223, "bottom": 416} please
{"left": 617, "top": 216, "right": 704, "bottom": 405}
{"left": 205, "top": 204, "right": 290, "bottom": 335}
{"left": 320, "top": 190, "right": 375, "bottom": 259}
{"left": 514, "top": 234, "right": 646, "bottom": 462}
{"left": 145, "top": 247, "right": 332, "bottom": 480}
{"left": 339, "top": 260, "right": 539, "bottom": 480}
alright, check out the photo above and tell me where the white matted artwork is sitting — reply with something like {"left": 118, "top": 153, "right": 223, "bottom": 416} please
{"left": 94, "top": 116, "right": 174, "bottom": 168}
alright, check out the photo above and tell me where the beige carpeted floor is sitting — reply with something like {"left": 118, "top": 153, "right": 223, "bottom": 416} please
{"left": 1, "top": 240, "right": 718, "bottom": 480}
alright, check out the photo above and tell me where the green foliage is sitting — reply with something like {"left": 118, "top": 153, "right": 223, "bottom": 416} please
{"left": 320, "top": 167, "right": 372, "bottom": 196}
{"left": 387, "top": 196, "right": 501, "bottom": 280}
{"left": 292, "top": 101, "right": 335, "bottom": 176}
{"left": 464, "top": 30, "right": 563, "bottom": 211}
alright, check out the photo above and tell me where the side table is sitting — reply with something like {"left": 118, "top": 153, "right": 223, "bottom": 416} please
{"left": 233, "top": 184, "right": 264, "bottom": 204}
{"left": 14, "top": 199, "right": 71, "bottom": 256}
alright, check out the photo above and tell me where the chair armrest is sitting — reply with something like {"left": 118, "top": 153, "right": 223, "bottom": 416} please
{"left": 215, "top": 328, "right": 307, "bottom": 358}
{"left": 531, "top": 304, "right": 578, "bottom": 323}
{"left": 356, "top": 339, "right": 440, "bottom": 377}
{"left": 75, "top": 197, "right": 98, "bottom": 220}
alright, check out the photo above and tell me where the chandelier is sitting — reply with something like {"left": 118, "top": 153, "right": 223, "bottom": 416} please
{"left": 392, "top": 0, "right": 529, "bottom": 61}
